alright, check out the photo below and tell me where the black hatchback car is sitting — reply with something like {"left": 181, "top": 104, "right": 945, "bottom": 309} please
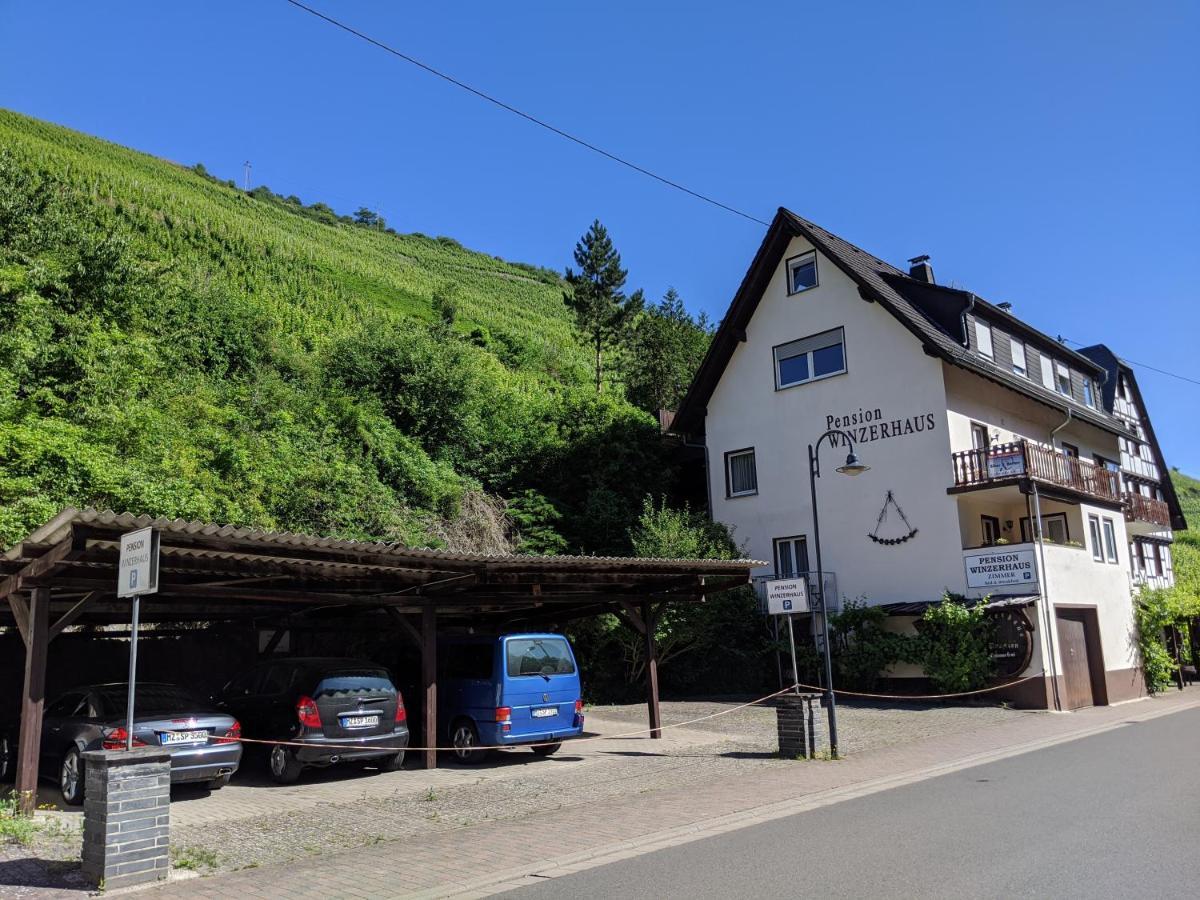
{"left": 219, "top": 658, "right": 408, "bottom": 783}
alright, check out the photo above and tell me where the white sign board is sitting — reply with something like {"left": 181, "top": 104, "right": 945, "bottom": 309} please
{"left": 963, "top": 548, "right": 1038, "bottom": 589}
{"left": 766, "top": 578, "right": 809, "bottom": 615}
{"left": 118, "top": 527, "right": 160, "bottom": 598}
{"left": 986, "top": 451, "right": 1026, "bottom": 480}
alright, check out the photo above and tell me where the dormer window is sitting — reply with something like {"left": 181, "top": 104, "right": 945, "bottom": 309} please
{"left": 1010, "top": 338, "right": 1027, "bottom": 377}
{"left": 1054, "top": 361, "right": 1072, "bottom": 396}
{"left": 1083, "top": 378, "right": 1096, "bottom": 408}
{"left": 786, "top": 251, "right": 818, "bottom": 295}
{"left": 974, "top": 320, "right": 994, "bottom": 359}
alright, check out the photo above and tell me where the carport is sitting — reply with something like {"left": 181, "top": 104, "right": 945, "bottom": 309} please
{"left": 1, "top": 508, "right": 759, "bottom": 811}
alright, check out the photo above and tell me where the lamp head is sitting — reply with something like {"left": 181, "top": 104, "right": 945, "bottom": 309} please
{"left": 835, "top": 451, "right": 869, "bottom": 476}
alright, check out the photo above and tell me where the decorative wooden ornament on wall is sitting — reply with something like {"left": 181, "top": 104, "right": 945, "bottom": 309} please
{"left": 868, "top": 490, "right": 919, "bottom": 545}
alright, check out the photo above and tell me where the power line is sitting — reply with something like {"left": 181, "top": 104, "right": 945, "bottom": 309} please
{"left": 281, "top": 0, "right": 769, "bottom": 227}
{"left": 1059, "top": 337, "right": 1200, "bottom": 388}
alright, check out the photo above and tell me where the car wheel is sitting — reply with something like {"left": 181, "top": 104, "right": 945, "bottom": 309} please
{"left": 451, "top": 721, "right": 487, "bottom": 764}
{"left": 207, "top": 773, "right": 233, "bottom": 791}
{"left": 267, "top": 745, "right": 302, "bottom": 784}
{"left": 381, "top": 751, "right": 405, "bottom": 772}
{"left": 60, "top": 747, "right": 84, "bottom": 806}
{"left": 531, "top": 742, "right": 562, "bottom": 757}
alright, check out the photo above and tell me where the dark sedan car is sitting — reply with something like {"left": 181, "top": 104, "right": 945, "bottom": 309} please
{"left": 219, "top": 657, "right": 408, "bottom": 783}
{"left": 17, "top": 683, "right": 243, "bottom": 805}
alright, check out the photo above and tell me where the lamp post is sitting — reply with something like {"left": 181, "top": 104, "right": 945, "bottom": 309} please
{"left": 808, "top": 429, "right": 869, "bottom": 760}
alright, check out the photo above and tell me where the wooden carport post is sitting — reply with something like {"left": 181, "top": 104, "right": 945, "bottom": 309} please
{"left": 642, "top": 600, "right": 662, "bottom": 739}
{"left": 15, "top": 588, "right": 50, "bottom": 813}
{"left": 422, "top": 603, "right": 437, "bottom": 769}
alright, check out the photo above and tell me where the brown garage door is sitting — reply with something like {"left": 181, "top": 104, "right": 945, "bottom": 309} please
{"left": 1056, "top": 609, "right": 1095, "bottom": 710}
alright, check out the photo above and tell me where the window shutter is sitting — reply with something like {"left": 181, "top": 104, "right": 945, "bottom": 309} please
{"left": 974, "top": 320, "right": 993, "bottom": 357}
{"left": 1040, "top": 353, "right": 1055, "bottom": 391}
{"left": 1010, "top": 339, "right": 1027, "bottom": 375}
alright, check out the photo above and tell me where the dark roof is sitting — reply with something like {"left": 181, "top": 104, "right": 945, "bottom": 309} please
{"left": 1076, "top": 345, "right": 1187, "bottom": 531}
{"left": 671, "top": 209, "right": 1126, "bottom": 437}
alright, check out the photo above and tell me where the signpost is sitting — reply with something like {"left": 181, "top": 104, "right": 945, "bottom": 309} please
{"left": 117, "top": 528, "right": 159, "bottom": 751}
{"left": 766, "top": 578, "right": 809, "bottom": 693}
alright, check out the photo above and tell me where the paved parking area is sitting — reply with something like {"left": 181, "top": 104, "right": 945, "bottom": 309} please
{"left": 3, "top": 695, "right": 1022, "bottom": 893}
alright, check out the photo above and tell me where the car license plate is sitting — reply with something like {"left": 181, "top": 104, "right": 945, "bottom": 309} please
{"left": 531, "top": 707, "right": 557, "bottom": 718}
{"left": 160, "top": 730, "right": 208, "bottom": 745}
{"left": 342, "top": 715, "right": 379, "bottom": 729}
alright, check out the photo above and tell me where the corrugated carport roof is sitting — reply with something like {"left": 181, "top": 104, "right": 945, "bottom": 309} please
{"left": 1, "top": 508, "right": 764, "bottom": 628}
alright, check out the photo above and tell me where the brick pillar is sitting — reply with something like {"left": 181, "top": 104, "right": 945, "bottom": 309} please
{"left": 80, "top": 748, "right": 171, "bottom": 890}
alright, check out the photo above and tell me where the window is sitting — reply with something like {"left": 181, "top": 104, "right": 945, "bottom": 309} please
{"left": 1010, "top": 338, "right": 1027, "bottom": 377}
{"left": 725, "top": 448, "right": 758, "bottom": 497}
{"left": 1055, "top": 361, "right": 1072, "bottom": 396}
{"left": 773, "top": 328, "right": 846, "bottom": 389}
{"left": 974, "top": 320, "right": 994, "bottom": 358}
{"left": 786, "top": 251, "right": 818, "bottom": 294}
{"left": 1061, "top": 442, "right": 1079, "bottom": 458}
{"left": 1094, "top": 454, "right": 1119, "bottom": 473}
{"left": 1088, "top": 514, "right": 1104, "bottom": 561}
{"left": 1039, "top": 352, "right": 1056, "bottom": 392}
{"left": 1083, "top": 378, "right": 1096, "bottom": 408}
{"left": 45, "top": 692, "right": 86, "bottom": 719}
{"left": 970, "top": 422, "right": 990, "bottom": 451}
{"left": 774, "top": 536, "right": 809, "bottom": 578}
{"left": 981, "top": 515, "right": 1001, "bottom": 546}
{"left": 506, "top": 637, "right": 576, "bottom": 677}
{"left": 1102, "top": 517, "right": 1119, "bottom": 564}
{"left": 1021, "top": 513, "right": 1068, "bottom": 544}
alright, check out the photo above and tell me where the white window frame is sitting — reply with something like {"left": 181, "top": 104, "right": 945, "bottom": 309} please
{"left": 1054, "top": 361, "right": 1072, "bottom": 396}
{"left": 1102, "top": 517, "right": 1119, "bottom": 564}
{"left": 1088, "top": 514, "right": 1104, "bottom": 562}
{"left": 1010, "top": 338, "right": 1027, "bottom": 377}
{"left": 724, "top": 448, "right": 758, "bottom": 498}
{"left": 974, "top": 320, "right": 994, "bottom": 359}
{"left": 773, "top": 328, "right": 846, "bottom": 390}
{"left": 786, "top": 251, "right": 818, "bottom": 296}
{"left": 1083, "top": 378, "right": 1096, "bottom": 408}
{"left": 773, "top": 535, "right": 809, "bottom": 579}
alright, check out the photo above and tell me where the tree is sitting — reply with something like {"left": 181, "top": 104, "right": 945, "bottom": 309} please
{"left": 563, "top": 220, "right": 643, "bottom": 393}
{"left": 353, "top": 207, "right": 386, "bottom": 230}
{"left": 624, "top": 287, "right": 712, "bottom": 413}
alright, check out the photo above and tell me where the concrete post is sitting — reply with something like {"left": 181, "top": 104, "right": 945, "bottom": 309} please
{"left": 80, "top": 747, "right": 171, "bottom": 890}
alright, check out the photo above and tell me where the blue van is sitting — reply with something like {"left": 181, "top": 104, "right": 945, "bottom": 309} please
{"left": 439, "top": 633, "right": 584, "bottom": 763}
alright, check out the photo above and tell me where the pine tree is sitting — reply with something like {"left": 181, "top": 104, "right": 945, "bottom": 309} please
{"left": 625, "top": 287, "right": 713, "bottom": 413}
{"left": 563, "top": 220, "right": 643, "bottom": 393}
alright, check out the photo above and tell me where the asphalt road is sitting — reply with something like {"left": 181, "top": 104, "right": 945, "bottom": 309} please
{"left": 502, "top": 706, "right": 1200, "bottom": 899}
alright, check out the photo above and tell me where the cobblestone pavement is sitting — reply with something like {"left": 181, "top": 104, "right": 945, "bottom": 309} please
{"left": 10, "top": 692, "right": 1197, "bottom": 897}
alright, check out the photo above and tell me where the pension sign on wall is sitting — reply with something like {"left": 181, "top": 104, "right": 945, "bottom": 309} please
{"left": 963, "top": 547, "right": 1038, "bottom": 589}
{"left": 824, "top": 407, "right": 938, "bottom": 447}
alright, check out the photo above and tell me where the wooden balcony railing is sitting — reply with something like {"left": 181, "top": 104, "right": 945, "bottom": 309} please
{"left": 951, "top": 440, "right": 1123, "bottom": 504}
{"left": 1124, "top": 492, "right": 1171, "bottom": 528}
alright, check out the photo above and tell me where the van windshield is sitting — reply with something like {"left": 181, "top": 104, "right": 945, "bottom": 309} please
{"left": 506, "top": 638, "right": 576, "bottom": 677}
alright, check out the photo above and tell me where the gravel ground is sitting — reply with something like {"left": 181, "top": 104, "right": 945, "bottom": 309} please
{"left": 2, "top": 697, "right": 1028, "bottom": 887}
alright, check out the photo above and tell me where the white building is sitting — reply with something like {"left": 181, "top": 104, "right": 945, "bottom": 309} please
{"left": 671, "top": 209, "right": 1186, "bottom": 710}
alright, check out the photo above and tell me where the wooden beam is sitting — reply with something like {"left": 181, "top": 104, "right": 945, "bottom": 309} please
{"left": 48, "top": 591, "right": 101, "bottom": 641}
{"left": 618, "top": 601, "right": 646, "bottom": 634}
{"left": 15, "top": 587, "right": 50, "bottom": 813}
{"left": 260, "top": 627, "right": 287, "bottom": 657}
{"left": 421, "top": 604, "right": 438, "bottom": 770}
{"left": 642, "top": 600, "right": 661, "bottom": 740}
{"left": 0, "top": 533, "right": 81, "bottom": 601}
{"left": 383, "top": 607, "right": 422, "bottom": 648}
{"left": 7, "top": 593, "right": 30, "bottom": 646}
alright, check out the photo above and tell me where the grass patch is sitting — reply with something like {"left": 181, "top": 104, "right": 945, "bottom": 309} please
{"left": 170, "top": 844, "right": 220, "bottom": 871}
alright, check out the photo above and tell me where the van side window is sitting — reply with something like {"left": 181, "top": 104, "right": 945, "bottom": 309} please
{"left": 506, "top": 638, "right": 576, "bottom": 677}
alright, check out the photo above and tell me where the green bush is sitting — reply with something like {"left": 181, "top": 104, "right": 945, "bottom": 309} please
{"left": 830, "top": 601, "right": 910, "bottom": 691}
{"left": 916, "top": 597, "right": 995, "bottom": 693}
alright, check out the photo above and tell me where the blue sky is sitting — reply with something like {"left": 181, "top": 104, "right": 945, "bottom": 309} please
{"left": 2, "top": 1, "right": 1197, "bottom": 472}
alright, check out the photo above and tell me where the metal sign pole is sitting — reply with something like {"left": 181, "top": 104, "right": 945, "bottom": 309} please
{"left": 125, "top": 595, "right": 139, "bottom": 751}
{"left": 785, "top": 613, "right": 801, "bottom": 694}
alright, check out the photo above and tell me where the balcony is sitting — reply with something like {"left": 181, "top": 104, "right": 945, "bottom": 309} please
{"left": 951, "top": 440, "right": 1122, "bottom": 505}
{"left": 1124, "top": 492, "right": 1171, "bottom": 529}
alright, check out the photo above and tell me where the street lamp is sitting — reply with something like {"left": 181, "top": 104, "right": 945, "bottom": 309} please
{"left": 808, "top": 430, "right": 870, "bottom": 760}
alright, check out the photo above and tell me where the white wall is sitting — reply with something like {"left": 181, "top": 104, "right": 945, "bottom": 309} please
{"left": 705, "top": 236, "right": 964, "bottom": 605}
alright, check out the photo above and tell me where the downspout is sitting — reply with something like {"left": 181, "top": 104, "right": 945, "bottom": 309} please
{"left": 1050, "top": 407, "right": 1073, "bottom": 450}
{"left": 1029, "top": 484, "right": 1063, "bottom": 711}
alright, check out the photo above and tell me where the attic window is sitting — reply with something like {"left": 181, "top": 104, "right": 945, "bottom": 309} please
{"left": 974, "top": 320, "right": 994, "bottom": 359}
{"left": 786, "top": 252, "right": 818, "bottom": 295}
{"left": 1054, "top": 361, "right": 1072, "bottom": 396}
